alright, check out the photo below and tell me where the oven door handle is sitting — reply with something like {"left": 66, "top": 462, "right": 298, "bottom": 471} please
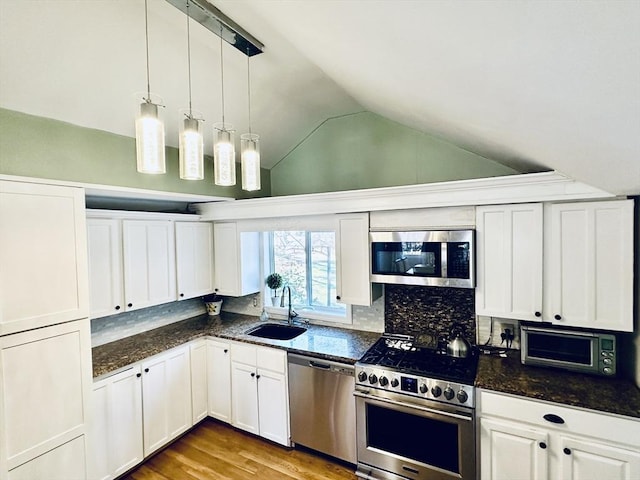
{"left": 354, "top": 390, "right": 473, "bottom": 422}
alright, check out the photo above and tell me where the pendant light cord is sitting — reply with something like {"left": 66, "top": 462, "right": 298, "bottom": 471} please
{"left": 220, "top": 26, "right": 225, "bottom": 127}
{"left": 186, "top": 0, "right": 193, "bottom": 117}
{"left": 144, "top": 0, "right": 151, "bottom": 100}
{"left": 246, "top": 49, "right": 252, "bottom": 136}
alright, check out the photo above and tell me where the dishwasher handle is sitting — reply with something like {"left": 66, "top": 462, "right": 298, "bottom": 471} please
{"left": 309, "top": 360, "right": 331, "bottom": 370}
{"left": 288, "top": 353, "right": 355, "bottom": 376}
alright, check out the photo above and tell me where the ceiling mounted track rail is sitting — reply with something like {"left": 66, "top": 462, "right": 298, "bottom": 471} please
{"left": 165, "top": 0, "right": 264, "bottom": 56}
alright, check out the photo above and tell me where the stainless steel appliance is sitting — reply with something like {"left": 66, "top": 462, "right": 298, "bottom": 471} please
{"left": 355, "top": 334, "right": 478, "bottom": 480}
{"left": 521, "top": 323, "right": 617, "bottom": 376}
{"left": 370, "top": 230, "right": 474, "bottom": 288}
{"left": 288, "top": 353, "right": 357, "bottom": 464}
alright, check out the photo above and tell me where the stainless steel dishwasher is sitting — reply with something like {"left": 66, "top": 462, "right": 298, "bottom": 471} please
{"left": 288, "top": 353, "right": 357, "bottom": 464}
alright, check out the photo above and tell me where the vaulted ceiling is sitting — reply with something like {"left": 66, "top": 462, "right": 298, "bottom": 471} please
{"left": 1, "top": 0, "right": 638, "bottom": 195}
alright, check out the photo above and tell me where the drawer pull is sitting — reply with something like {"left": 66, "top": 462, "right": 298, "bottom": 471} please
{"left": 539, "top": 442, "right": 547, "bottom": 449}
{"left": 564, "top": 448, "right": 572, "bottom": 455}
{"left": 543, "top": 413, "right": 565, "bottom": 424}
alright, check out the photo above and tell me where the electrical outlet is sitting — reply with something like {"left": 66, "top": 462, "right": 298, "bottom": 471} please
{"left": 500, "top": 323, "right": 516, "bottom": 348}
{"left": 252, "top": 297, "right": 258, "bottom": 307}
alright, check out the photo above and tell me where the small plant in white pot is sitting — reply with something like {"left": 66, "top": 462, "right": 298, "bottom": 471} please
{"left": 266, "top": 273, "right": 284, "bottom": 306}
{"left": 203, "top": 293, "right": 223, "bottom": 316}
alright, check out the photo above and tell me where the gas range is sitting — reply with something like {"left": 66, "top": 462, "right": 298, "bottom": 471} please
{"left": 355, "top": 334, "right": 479, "bottom": 408}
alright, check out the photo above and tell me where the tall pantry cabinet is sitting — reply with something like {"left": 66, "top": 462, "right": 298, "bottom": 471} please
{"left": 0, "top": 180, "right": 92, "bottom": 479}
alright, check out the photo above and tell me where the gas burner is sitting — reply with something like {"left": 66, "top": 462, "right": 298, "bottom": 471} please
{"left": 383, "top": 337, "right": 416, "bottom": 351}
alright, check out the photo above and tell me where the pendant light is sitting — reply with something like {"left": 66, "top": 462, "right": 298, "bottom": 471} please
{"left": 135, "top": 0, "right": 166, "bottom": 174}
{"left": 241, "top": 50, "right": 261, "bottom": 191}
{"left": 179, "top": 0, "right": 204, "bottom": 180}
{"left": 213, "top": 27, "right": 236, "bottom": 186}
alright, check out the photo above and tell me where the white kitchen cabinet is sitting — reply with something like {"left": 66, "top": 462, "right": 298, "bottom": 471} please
{"left": 175, "top": 222, "right": 214, "bottom": 301}
{"left": 0, "top": 180, "right": 89, "bottom": 336}
{"left": 475, "top": 203, "right": 543, "bottom": 322}
{"left": 190, "top": 339, "right": 209, "bottom": 425}
{"left": 479, "top": 390, "right": 640, "bottom": 480}
{"left": 207, "top": 339, "right": 232, "bottom": 423}
{"left": 544, "top": 200, "right": 634, "bottom": 331}
{"left": 336, "top": 212, "right": 381, "bottom": 307}
{"left": 213, "top": 223, "right": 260, "bottom": 297}
{"left": 123, "top": 219, "right": 177, "bottom": 312}
{"left": 0, "top": 319, "right": 92, "bottom": 477}
{"left": 141, "top": 345, "right": 192, "bottom": 456}
{"left": 230, "top": 342, "right": 290, "bottom": 446}
{"left": 90, "top": 366, "right": 143, "bottom": 480}
{"left": 87, "top": 218, "right": 125, "bottom": 319}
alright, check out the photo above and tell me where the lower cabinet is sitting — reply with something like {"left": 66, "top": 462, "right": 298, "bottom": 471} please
{"left": 479, "top": 390, "right": 640, "bottom": 480}
{"left": 230, "top": 342, "right": 290, "bottom": 446}
{"left": 91, "top": 366, "right": 144, "bottom": 480}
{"left": 190, "top": 340, "right": 209, "bottom": 424}
{"left": 141, "top": 345, "right": 193, "bottom": 456}
{"left": 207, "top": 339, "right": 232, "bottom": 423}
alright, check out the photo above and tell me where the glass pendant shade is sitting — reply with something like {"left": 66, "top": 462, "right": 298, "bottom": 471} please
{"left": 135, "top": 98, "right": 166, "bottom": 174}
{"left": 179, "top": 115, "right": 204, "bottom": 180}
{"left": 213, "top": 123, "right": 236, "bottom": 186}
{"left": 241, "top": 133, "right": 261, "bottom": 191}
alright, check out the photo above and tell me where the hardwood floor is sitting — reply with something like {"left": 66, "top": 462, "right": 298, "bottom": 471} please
{"left": 122, "top": 419, "right": 358, "bottom": 480}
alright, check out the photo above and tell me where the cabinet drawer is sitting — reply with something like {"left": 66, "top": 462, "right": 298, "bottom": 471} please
{"left": 231, "top": 342, "right": 257, "bottom": 365}
{"left": 257, "top": 347, "right": 286, "bottom": 374}
{"left": 479, "top": 390, "right": 640, "bottom": 447}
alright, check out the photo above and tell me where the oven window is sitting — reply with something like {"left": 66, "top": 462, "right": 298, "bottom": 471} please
{"left": 366, "top": 404, "right": 460, "bottom": 473}
{"left": 527, "top": 334, "right": 592, "bottom": 365}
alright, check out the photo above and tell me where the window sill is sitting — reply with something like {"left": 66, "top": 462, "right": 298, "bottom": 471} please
{"left": 264, "top": 305, "right": 352, "bottom": 325}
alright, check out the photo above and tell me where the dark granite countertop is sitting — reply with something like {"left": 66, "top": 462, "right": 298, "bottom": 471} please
{"left": 476, "top": 350, "right": 640, "bottom": 419}
{"left": 92, "top": 312, "right": 381, "bottom": 379}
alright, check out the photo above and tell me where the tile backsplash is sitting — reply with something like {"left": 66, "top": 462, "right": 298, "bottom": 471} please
{"left": 384, "top": 285, "right": 475, "bottom": 347}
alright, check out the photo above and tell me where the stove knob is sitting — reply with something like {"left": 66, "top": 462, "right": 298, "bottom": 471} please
{"left": 444, "top": 387, "right": 455, "bottom": 400}
{"left": 379, "top": 376, "right": 389, "bottom": 387}
{"left": 419, "top": 384, "right": 428, "bottom": 394}
{"left": 357, "top": 371, "right": 368, "bottom": 382}
{"left": 457, "top": 390, "right": 469, "bottom": 404}
{"left": 368, "top": 373, "right": 378, "bottom": 385}
{"left": 431, "top": 385, "right": 442, "bottom": 397}
{"left": 391, "top": 378, "right": 399, "bottom": 388}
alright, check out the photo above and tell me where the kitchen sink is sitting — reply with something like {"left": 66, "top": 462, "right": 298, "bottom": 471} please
{"left": 246, "top": 323, "right": 307, "bottom": 340}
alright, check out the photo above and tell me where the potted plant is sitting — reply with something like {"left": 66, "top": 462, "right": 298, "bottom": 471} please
{"left": 203, "top": 293, "right": 223, "bottom": 316}
{"left": 266, "top": 272, "right": 284, "bottom": 306}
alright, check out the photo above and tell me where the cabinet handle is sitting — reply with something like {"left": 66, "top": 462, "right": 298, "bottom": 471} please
{"left": 144, "top": 368, "right": 149, "bottom": 373}
{"left": 539, "top": 442, "right": 547, "bottom": 449}
{"left": 224, "top": 349, "right": 228, "bottom": 354}
{"left": 563, "top": 448, "right": 572, "bottom": 455}
{"left": 180, "top": 293, "right": 184, "bottom": 297}
{"left": 215, "top": 288, "right": 219, "bottom": 292}
{"left": 543, "top": 413, "right": 565, "bottom": 424}
{"left": 115, "top": 305, "right": 121, "bottom": 311}
{"left": 128, "top": 303, "right": 133, "bottom": 308}
{"left": 136, "top": 373, "right": 142, "bottom": 378}
{"left": 534, "top": 311, "right": 541, "bottom": 317}
{"left": 554, "top": 314, "right": 562, "bottom": 320}
{"left": 250, "top": 372, "right": 255, "bottom": 377}
{"left": 336, "top": 295, "right": 341, "bottom": 300}
{"left": 256, "top": 374, "right": 261, "bottom": 379}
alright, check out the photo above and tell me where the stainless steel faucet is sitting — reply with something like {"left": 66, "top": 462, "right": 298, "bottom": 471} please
{"left": 280, "top": 286, "right": 298, "bottom": 324}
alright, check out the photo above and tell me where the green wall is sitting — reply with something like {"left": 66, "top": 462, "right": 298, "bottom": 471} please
{"left": 270, "top": 112, "right": 519, "bottom": 196}
{"left": 0, "top": 108, "right": 271, "bottom": 199}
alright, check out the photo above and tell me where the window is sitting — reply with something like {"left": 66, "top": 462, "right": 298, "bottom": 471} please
{"left": 267, "top": 230, "right": 348, "bottom": 322}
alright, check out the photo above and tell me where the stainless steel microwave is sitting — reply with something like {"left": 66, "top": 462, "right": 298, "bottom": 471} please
{"left": 369, "top": 230, "right": 474, "bottom": 288}
{"left": 521, "top": 324, "right": 616, "bottom": 376}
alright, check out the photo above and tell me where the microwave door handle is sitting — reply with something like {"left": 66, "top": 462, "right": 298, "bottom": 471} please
{"left": 524, "top": 326, "right": 595, "bottom": 338}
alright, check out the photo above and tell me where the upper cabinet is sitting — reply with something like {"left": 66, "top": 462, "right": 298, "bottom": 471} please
{"left": 544, "top": 200, "right": 634, "bottom": 332}
{"left": 0, "top": 180, "right": 89, "bottom": 335}
{"left": 336, "top": 212, "right": 381, "bottom": 307}
{"left": 475, "top": 199, "right": 634, "bottom": 332}
{"left": 175, "top": 222, "right": 214, "bottom": 300}
{"left": 213, "top": 223, "right": 260, "bottom": 297}
{"left": 476, "top": 203, "right": 543, "bottom": 322}
{"left": 87, "top": 218, "right": 124, "bottom": 319}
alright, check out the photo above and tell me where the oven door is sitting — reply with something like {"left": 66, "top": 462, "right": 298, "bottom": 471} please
{"left": 355, "top": 389, "right": 475, "bottom": 480}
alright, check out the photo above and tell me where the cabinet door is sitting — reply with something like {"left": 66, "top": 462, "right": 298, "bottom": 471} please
{"left": 480, "top": 417, "right": 549, "bottom": 480}
{"left": 175, "top": 222, "right": 214, "bottom": 300}
{"left": 213, "top": 223, "right": 260, "bottom": 297}
{"left": 87, "top": 218, "right": 124, "bottom": 319}
{"left": 257, "top": 369, "right": 290, "bottom": 446}
{"left": 545, "top": 200, "right": 633, "bottom": 331}
{"left": 476, "top": 204, "right": 543, "bottom": 321}
{"left": 0, "top": 181, "right": 89, "bottom": 335}
{"left": 190, "top": 340, "right": 209, "bottom": 424}
{"left": 141, "top": 346, "right": 192, "bottom": 456}
{"left": 230, "top": 361, "right": 259, "bottom": 435}
{"left": 0, "top": 320, "right": 91, "bottom": 474}
{"left": 336, "top": 212, "right": 380, "bottom": 306}
{"left": 559, "top": 436, "right": 640, "bottom": 480}
{"left": 207, "top": 340, "right": 231, "bottom": 423}
{"left": 90, "top": 380, "right": 111, "bottom": 480}
{"left": 8, "top": 436, "right": 86, "bottom": 480}
{"left": 122, "top": 220, "right": 176, "bottom": 311}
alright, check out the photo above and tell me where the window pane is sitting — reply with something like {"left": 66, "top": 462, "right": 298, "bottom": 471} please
{"left": 310, "top": 232, "right": 341, "bottom": 309}
{"left": 272, "top": 231, "right": 306, "bottom": 305}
